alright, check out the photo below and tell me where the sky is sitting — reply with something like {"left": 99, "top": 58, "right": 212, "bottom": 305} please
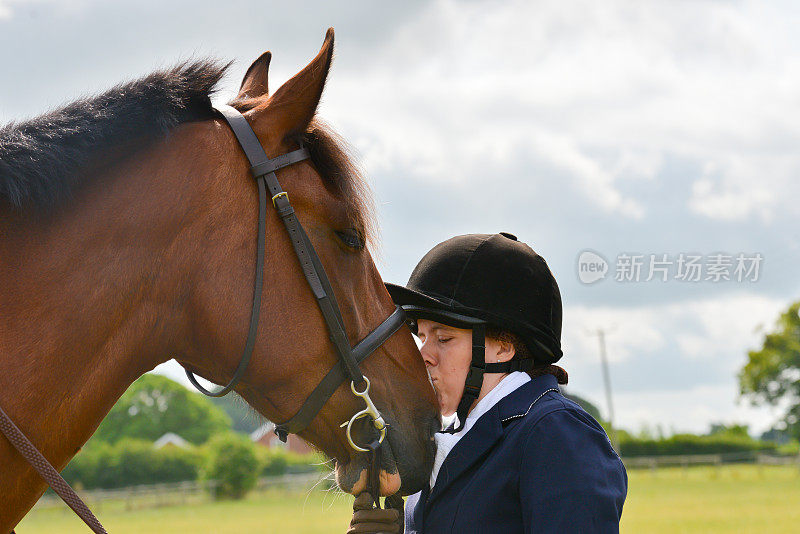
{"left": 2, "top": 0, "right": 798, "bottom": 436}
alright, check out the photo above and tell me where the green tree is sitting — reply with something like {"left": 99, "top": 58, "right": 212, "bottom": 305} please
{"left": 708, "top": 423, "right": 750, "bottom": 438}
{"left": 94, "top": 374, "right": 231, "bottom": 445}
{"left": 739, "top": 301, "right": 800, "bottom": 440}
{"left": 205, "top": 433, "right": 260, "bottom": 500}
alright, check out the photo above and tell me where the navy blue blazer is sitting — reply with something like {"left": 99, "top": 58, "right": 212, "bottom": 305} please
{"left": 404, "top": 374, "right": 627, "bottom": 533}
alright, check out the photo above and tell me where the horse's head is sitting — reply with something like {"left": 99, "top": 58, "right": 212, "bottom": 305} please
{"left": 176, "top": 29, "right": 438, "bottom": 496}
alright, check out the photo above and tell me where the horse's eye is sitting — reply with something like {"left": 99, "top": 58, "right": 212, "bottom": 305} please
{"left": 335, "top": 229, "right": 364, "bottom": 250}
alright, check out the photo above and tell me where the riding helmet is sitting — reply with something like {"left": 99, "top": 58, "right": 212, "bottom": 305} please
{"left": 386, "top": 232, "right": 562, "bottom": 364}
{"left": 385, "top": 232, "right": 562, "bottom": 432}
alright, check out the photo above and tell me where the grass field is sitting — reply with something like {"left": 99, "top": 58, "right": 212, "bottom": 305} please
{"left": 621, "top": 464, "right": 800, "bottom": 533}
{"left": 17, "top": 487, "right": 355, "bottom": 534}
{"left": 16, "top": 464, "right": 800, "bottom": 533}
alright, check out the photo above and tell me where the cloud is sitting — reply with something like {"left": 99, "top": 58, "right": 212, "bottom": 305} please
{"left": 688, "top": 156, "right": 793, "bottom": 223}
{"left": 0, "top": 0, "right": 93, "bottom": 20}
{"left": 319, "top": 0, "right": 800, "bottom": 224}
{"left": 563, "top": 292, "right": 784, "bottom": 367}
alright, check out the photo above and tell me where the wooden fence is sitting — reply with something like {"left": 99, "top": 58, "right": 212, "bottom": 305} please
{"left": 31, "top": 472, "right": 330, "bottom": 512}
{"left": 622, "top": 450, "right": 800, "bottom": 470}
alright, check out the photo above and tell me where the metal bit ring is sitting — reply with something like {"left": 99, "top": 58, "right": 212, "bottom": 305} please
{"left": 341, "top": 377, "right": 387, "bottom": 452}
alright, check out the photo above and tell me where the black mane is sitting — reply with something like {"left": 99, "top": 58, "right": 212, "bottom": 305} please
{"left": 0, "top": 59, "right": 231, "bottom": 208}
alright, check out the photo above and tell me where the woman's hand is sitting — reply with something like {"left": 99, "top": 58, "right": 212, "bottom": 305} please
{"left": 346, "top": 493, "right": 402, "bottom": 534}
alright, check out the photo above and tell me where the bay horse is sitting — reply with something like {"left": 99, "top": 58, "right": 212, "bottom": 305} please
{"left": 0, "top": 29, "right": 438, "bottom": 531}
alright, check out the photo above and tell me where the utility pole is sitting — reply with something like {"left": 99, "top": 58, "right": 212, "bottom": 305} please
{"left": 588, "top": 327, "right": 619, "bottom": 453}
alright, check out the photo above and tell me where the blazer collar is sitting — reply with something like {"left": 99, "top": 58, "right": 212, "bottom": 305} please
{"left": 425, "top": 374, "right": 560, "bottom": 510}
{"left": 496, "top": 374, "right": 560, "bottom": 422}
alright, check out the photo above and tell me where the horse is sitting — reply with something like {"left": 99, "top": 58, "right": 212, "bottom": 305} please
{"left": 0, "top": 28, "right": 438, "bottom": 531}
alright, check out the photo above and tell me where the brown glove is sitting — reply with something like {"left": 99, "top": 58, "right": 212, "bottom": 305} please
{"left": 346, "top": 492, "right": 403, "bottom": 534}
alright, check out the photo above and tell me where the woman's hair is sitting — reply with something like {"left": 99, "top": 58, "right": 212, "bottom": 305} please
{"left": 486, "top": 326, "right": 568, "bottom": 385}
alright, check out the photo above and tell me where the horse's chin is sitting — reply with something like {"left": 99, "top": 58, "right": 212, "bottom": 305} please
{"left": 335, "top": 460, "right": 401, "bottom": 496}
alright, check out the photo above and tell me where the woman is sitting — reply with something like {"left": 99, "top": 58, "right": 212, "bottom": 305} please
{"left": 348, "top": 232, "right": 627, "bottom": 534}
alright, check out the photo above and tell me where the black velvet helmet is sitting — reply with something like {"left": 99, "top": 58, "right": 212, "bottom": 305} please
{"left": 386, "top": 232, "right": 562, "bottom": 363}
{"left": 385, "top": 232, "right": 563, "bottom": 432}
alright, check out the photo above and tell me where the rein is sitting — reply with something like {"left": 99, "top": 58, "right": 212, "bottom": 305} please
{"left": 0, "top": 405, "right": 107, "bottom": 534}
{"left": 1, "top": 104, "right": 404, "bottom": 531}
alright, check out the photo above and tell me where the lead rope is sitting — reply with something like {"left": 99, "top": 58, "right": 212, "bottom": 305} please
{"left": 363, "top": 439, "right": 404, "bottom": 530}
{"left": 365, "top": 440, "right": 382, "bottom": 509}
{"left": 0, "top": 404, "right": 107, "bottom": 534}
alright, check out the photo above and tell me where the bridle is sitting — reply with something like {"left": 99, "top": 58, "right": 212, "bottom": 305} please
{"left": 186, "top": 104, "right": 405, "bottom": 455}
{"left": 0, "top": 103, "right": 405, "bottom": 533}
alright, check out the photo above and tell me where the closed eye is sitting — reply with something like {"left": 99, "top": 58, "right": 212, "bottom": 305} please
{"left": 335, "top": 229, "right": 365, "bottom": 250}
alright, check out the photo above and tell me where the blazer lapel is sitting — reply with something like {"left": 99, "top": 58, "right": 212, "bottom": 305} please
{"left": 409, "top": 484, "right": 429, "bottom": 531}
{"left": 424, "top": 375, "right": 561, "bottom": 513}
{"left": 425, "top": 405, "right": 504, "bottom": 511}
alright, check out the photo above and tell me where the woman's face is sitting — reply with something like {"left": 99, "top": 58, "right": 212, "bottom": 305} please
{"left": 415, "top": 319, "right": 474, "bottom": 417}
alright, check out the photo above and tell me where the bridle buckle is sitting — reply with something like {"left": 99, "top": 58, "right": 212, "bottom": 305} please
{"left": 271, "top": 191, "right": 289, "bottom": 208}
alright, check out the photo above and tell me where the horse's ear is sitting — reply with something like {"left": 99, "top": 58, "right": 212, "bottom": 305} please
{"left": 237, "top": 51, "right": 272, "bottom": 99}
{"left": 266, "top": 27, "right": 334, "bottom": 140}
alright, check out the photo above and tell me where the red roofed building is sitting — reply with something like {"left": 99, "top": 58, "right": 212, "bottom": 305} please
{"left": 250, "top": 422, "right": 314, "bottom": 455}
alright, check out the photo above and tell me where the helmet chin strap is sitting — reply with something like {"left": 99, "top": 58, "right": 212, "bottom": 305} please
{"left": 441, "top": 323, "right": 537, "bottom": 434}
{"left": 442, "top": 324, "right": 485, "bottom": 434}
